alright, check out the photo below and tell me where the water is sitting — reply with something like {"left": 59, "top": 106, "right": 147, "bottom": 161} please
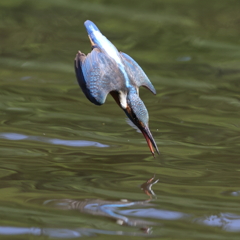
{"left": 0, "top": 0, "right": 240, "bottom": 239}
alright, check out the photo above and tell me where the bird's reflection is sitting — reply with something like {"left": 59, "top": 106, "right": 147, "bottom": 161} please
{"left": 1, "top": 177, "right": 239, "bottom": 238}
{"left": 44, "top": 176, "right": 159, "bottom": 232}
{"left": 141, "top": 175, "right": 159, "bottom": 200}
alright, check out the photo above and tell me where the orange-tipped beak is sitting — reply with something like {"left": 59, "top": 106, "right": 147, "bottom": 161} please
{"left": 141, "top": 126, "right": 160, "bottom": 157}
{"left": 121, "top": 99, "right": 159, "bottom": 157}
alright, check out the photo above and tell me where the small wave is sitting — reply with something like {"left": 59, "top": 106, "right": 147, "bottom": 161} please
{"left": 0, "top": 133, "right": 109, "bottom": 148}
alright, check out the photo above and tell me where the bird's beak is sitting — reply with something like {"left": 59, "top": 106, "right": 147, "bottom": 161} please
{"left": 140, "top": 124, "right": 160, "bottom": 157}
{"left": 124, "top": 106, "right": 160, "bottom": 157}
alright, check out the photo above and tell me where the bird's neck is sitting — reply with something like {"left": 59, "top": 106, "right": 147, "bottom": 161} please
{"left": 128, "top": 87, "right": 138, "bottom": 96}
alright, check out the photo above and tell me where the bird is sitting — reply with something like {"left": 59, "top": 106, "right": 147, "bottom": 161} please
{"left": 74, "top": 20, "right": 159, "bottom": 156}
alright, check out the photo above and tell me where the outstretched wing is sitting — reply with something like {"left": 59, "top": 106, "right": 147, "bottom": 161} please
{"left": 75, "top": 49, "right": 125, "bottom": 105}
{"left": 120, "top": 52, "right": 156, "bottom": 94}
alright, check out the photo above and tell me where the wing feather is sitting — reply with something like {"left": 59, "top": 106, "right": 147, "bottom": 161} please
{"left": 120, "top": 52, "right": 156, "bottom": 94}
{"left": 75, "top": 49, "right": 124, "bottom": 105}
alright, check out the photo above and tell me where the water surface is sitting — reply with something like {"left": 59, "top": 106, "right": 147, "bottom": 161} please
{"left": 0, "top": 0, "right": 240, "bottom": 239}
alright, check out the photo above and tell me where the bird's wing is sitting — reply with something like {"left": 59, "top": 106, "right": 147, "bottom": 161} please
{"left": 120, "top": 52, "right": 156, "bottom": 94}
{"left": 75, "top": 49, "right": 124, "bottom": 105}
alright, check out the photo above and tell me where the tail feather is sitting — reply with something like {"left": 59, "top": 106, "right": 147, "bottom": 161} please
{"left": 84, "top": 20, "right": 100, "bottom": 35}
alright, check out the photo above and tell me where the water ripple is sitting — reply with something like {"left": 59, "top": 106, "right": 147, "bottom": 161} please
{"left": 194, "top": 213, "right": 240, "bottom": 232}
{"left": 0, "top": 133, "right": 109, "bottom": 148}
{"left": 0, "top": 226, "right": 148, "bottom": 238}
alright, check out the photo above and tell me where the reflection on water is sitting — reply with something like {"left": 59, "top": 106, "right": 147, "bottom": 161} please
{"left": 195, "top": 213, "right": 240, "bottom": 232}
{"left": 0, "top": 226, "right": 149, "bottom": 238}
{"left": 1, "top": 174, "right": 240, "bottom": 238}
{"left": 1, "top": 212, "right": 240, "bottom": 239}
{"left": 0, "top": 133, "right": 108, "bottom": 148}
{"left": 140, "top": 175, "right": 159, "bottom": 200}
{"left": 44, "top": 176, "right": 160, "bottom": 231}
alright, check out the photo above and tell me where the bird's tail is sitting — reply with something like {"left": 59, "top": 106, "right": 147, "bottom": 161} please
{"left": 84, "top": 20, "right": 100, "bottom": 35}
{"left": 84, "top": 20, "right": 104, "bottom": 48}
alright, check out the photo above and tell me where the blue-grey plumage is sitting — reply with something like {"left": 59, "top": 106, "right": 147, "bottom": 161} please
{"left": 74, "top": 20, "right": 159, "bottom": 156}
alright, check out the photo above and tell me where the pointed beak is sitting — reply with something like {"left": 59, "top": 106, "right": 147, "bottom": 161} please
{"left": 140, "top": 124, "right": 160, "bottom": 157}
{"left": 123, "top": 105, "right": 160, "bottom": 157}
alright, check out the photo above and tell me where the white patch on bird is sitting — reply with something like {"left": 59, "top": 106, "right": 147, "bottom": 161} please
{"left": 92, "top": 30, "right": 122, "bottom": 64}
{"left": 119, "top": 91, "right": 127, "bottom": 109}
{"left": 91, "top": 29, "right": 131, "bottom": 88}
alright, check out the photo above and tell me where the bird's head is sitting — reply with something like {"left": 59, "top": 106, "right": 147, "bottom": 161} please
{"left": 115, "top": 89, "right": 159, "bottom": 156}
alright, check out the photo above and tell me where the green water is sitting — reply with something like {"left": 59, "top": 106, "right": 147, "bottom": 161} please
{"left": 0, "top": 0, "right": 240, "bottom": 239}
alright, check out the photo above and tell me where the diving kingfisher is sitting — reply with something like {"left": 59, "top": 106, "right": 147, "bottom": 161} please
{"left": 74, "top": 20, "right": 159, "bottom": 156}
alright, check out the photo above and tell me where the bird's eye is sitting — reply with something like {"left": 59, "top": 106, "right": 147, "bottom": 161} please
{"left": 131, "top": 111, "right": 140, "bottom": 123}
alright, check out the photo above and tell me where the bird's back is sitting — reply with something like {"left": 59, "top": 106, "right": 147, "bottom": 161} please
{"left": 84, "top": 21, "right": 122, "bottom": 64}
